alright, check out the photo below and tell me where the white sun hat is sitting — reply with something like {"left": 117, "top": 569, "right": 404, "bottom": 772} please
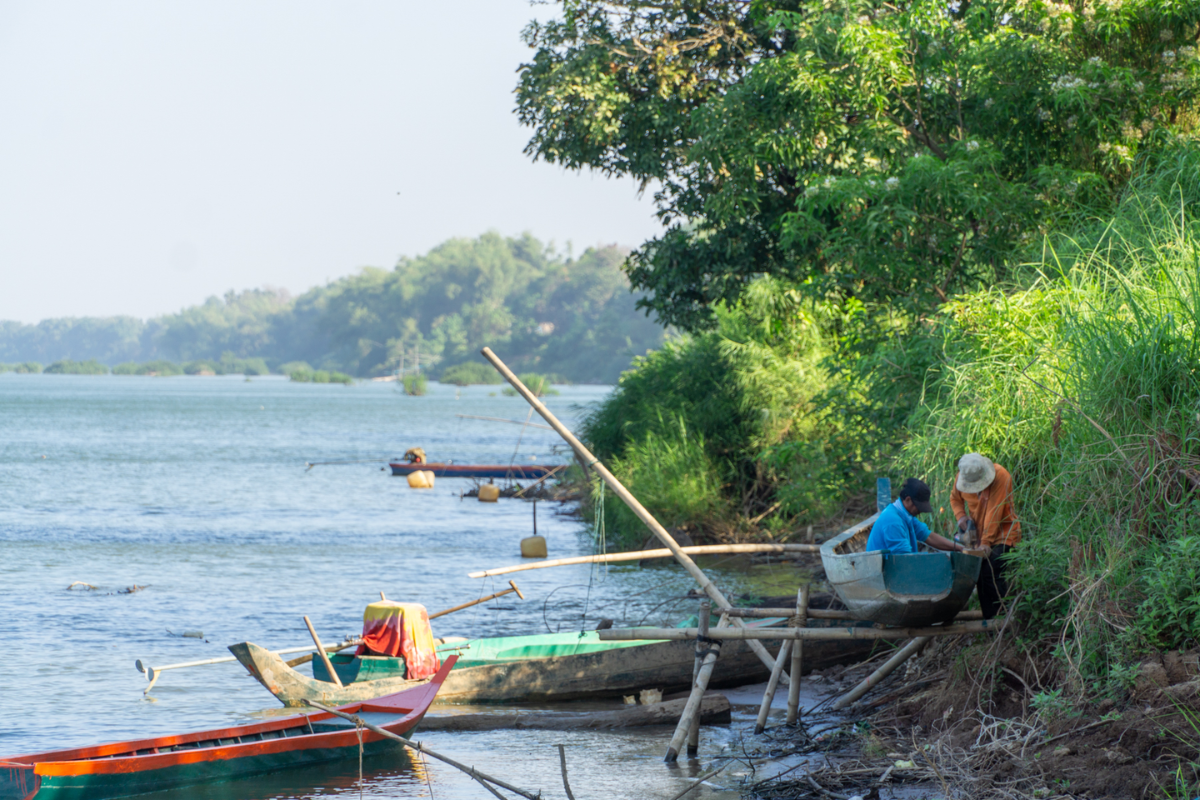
{"left": 956, "top": 453, "right": 997, "bottom": 493}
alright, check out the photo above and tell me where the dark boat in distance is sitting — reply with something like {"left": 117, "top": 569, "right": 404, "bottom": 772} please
{"left": 0, "top": 658, "right": 455, "bottom": 800}
{"left": 388, "top": 462, "right": 560, "bottom": 479}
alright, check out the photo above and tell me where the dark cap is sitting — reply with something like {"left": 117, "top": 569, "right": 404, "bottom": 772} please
{"left": 898, "top": 477, "right": 934, "bottom": 514}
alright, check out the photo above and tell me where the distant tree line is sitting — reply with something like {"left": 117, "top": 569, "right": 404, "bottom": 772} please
{"left": 0, "top": 233, "right": 667, "bottom": 383}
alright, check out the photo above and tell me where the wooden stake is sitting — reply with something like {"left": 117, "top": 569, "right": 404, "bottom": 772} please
{"left": 468, "top": 544, "right": 819, "bottom": 578}
{"left": 304, "top": 700, "right": 539, "bottom": 800}
{"left": 754, "top": 639, "right": 792, "bottom": 734}
{"left": 303, "top": 616, "right": 344, "bottom": 688}
{"left": 481, "top": 347, "right": 791, "bottom": 683}
{"left": 557, "top": 744, "right": 576, "bottom": 800}
{"left": 686, "top": 601, "right": 711, "bottom": 758}
{"left": 428, "top": 581, "right": 524, "bottom": 619}
{"left": 831, "top": 636, "right": 931, "bottom": 711}
{"left": 786, "top": 585, "right": 809, "bottom": 725}
{"left": 598, "top": 619, "right": 1003, "bottom": 642}
{"left": 665, "top": 611, "right": 726, "bottom": 762}
{"left": 380, "top": 591, "right": 386, "bottom": 600}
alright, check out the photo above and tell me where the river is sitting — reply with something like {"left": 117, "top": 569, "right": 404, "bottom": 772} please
{"left": 0, "top": 374, "right": 811, "bottom": 799}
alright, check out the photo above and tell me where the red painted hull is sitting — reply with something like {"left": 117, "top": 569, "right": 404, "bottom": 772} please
{"left": 0, "top": 657, "right": 456, "bottom": 800}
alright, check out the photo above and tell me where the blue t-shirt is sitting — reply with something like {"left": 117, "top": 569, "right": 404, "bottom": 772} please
{"left": 865, "top": 499, "right": 931, "bottom": 555}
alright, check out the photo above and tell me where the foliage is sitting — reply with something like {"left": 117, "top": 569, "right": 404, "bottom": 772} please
{"left": 581, "top": 278, "right": 830, "bottom": 540}
{"left": 501, "top": 372, "right": 561, "bottom": 397}
{"left": 439, "top": 362, "right": 502, "bottom": 385}
{"left": 289, "top": 367, "right": 353, "bottom": 385}
{"left": 0, "top": 234, "right": 666, "bottom": 382}
{"left": 402, "top": 373, "right": 428, "bottom": 395}
{"left": 519, "top": 0, "right": 1200, "bottom": 330}
{"left": 0, "top": 362, "right": 42, "bottom": 374}
{"left": 44, "top": 359, "right": 108, "bottom": 375}
{"left": 111, "top": 360, "right": 185, "bottom": 376}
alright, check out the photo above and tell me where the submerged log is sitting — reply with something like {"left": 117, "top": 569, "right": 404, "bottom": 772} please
{"left": 417, "top": 693, "right": 732, "bottom": 732}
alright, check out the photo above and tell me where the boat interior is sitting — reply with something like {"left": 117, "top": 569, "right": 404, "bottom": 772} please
{"left": 830, "top": 525, "right": 872, "bottom": 555}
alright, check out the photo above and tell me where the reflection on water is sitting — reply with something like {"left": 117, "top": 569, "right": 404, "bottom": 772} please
{"left": 0, "top": 376, "right": 795, "bottom": 798}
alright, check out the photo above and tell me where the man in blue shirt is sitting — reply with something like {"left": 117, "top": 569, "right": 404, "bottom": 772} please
{"left": 866, "top": 478, "right": 965, "bottom": 555}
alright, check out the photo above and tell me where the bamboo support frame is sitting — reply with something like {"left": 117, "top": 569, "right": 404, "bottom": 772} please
{"left": 785, "top": 585, "right": 809, "bottom": 725}
{"left": 597, "top": 619, "right": 1003, "bottom": 642}
{"left": 831, "top": 636, "right": 931, "bottom": 711}
{"left": 467, "top": 544, "right": 819, "bottom": 579}
{"left": 725, "top": 607, "right": 984, "bottom": 621}
{"left": 481, "top": 347, "right": 790, "bottom": 683}
{"left": 664, "top": 610, "right": 726, "bottom": 762}
{"left": 754, "top": 639, "right": 792, "bottom": 734}
{"left": 686, "top": 601, "right": 711, "bottom": 758}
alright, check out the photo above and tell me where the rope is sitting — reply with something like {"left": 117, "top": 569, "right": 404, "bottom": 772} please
{"left": 579, "top": 479, "right": 607, "bottom": 628}
{"left": 356, "top": 717, "right": 364, "bottom": 800}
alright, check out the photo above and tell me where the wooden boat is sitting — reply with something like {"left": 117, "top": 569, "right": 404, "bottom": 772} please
{"left": 820, "top": 514, "right": 983, "bottom": 627}
{"left": 388, "top": 462, "right": 559, "bottom": 479}
{"left": 0, "top": 657, "right": 455, "bottom": 800}
{"left": 230, "top": 625, "right": 876, "bottom": 707}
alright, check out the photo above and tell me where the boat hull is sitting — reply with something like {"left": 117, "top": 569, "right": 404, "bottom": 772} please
{"left": 231, "top": 626, "right": 877, "bottom": 707}
{"left": 821, "top": 515, "right": 983, "bottom": 627}
{"left": 1, "top": 658, "right": 454, "bottom": 800}
{"left": 388, "top": 463, "right": 558, "bottom": 479}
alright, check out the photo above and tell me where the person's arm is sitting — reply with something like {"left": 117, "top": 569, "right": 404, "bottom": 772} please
{"left": 949, "top": 479, "right": 969, "bottom": 532}
{"left": 925, "top": 533, "right": 965, "bottom": 552}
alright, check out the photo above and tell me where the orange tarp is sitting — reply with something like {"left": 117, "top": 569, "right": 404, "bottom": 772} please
{"left": 356, "top": 601, "right": 441, "bottom": 680}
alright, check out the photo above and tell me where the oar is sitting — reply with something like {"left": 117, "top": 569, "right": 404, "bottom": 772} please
{"left": 137, "top": 639, "right": 362, "bottom": 694}
{"left": 429, "top": 581, "right": 524, "bottom": 619}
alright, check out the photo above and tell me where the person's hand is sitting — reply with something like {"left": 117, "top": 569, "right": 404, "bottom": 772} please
{"left": 957, "top": 517, "right": 969, "bottom": 533}
{"left": 978, "top": 545, "right": 992, "bottom": 559}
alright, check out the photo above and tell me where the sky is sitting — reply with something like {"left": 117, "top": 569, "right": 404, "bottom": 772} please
{"left": 0, "top": 1, "right": 662, "bottom": 324}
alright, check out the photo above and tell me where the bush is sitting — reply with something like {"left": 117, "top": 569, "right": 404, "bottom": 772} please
{"left": 289, "top": 367, "right": 353, "bottom": 385}
{"left": 44, "top": 359, "right": 108, "bottom": 375}
{"left": 277, "top": 361, "right": 312, "bottom": 375}
{"left": 14, "top": 362, "right": 41, "bottom": 374}
{"left": 439, "top": 362, "right": 503, "bottom": 386}
{"left": 112, "top": 360, "right": 184, "bottom": 376}
{"left": 403, "top": 373, "right": 428, "bottom": 395}
{"left": 501, "top": 372, "right": 560, "bottom": 397}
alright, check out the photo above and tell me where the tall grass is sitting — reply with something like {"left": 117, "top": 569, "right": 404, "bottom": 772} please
{"left": 893, "top": 161, "right": 1200, "bottom": 691}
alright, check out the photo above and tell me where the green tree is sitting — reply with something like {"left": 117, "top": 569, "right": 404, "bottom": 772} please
{"left": 518, "top": 0, "right": 1200, "bottom": 330}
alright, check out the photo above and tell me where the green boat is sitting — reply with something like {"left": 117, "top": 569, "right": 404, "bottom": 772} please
{"left": 230, "top": 625, "right": 877, "bottom": 707}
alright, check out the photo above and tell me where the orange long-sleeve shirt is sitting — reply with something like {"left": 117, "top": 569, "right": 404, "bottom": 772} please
{"left": 949, "top": 464, "right": 1022, "bottom": 548}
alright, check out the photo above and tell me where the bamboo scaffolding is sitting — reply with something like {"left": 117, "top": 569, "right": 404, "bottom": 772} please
{"left": 597, "top": 619, "right": 1002, "bottom": 642}
{"left": 467, "top": 544, "right": 819, "bottom": 578}
{"left": 725, "top": 607, "right": 984, "bottom": 621}
{"left": 831, "top": 636, "right": 931, "bottom": 711}
{"left": 785, "top": 585, "right": 809, "bottom": 725}
{"left": 481, "top": 347, "right": 792, "bottom": 684}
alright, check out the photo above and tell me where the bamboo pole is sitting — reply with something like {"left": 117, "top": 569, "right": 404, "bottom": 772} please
{"left": 686, "top": 601, "right": 711, "bottom": 758}
{"left": 304, "top": 616, "right": 344, "bottom": 688}
{"left": 138, "top": 640, "right": 362, "bottom": 693}
{"left": 725, "top": 607, "right": 984, "bottom": 621}
{"left": 468, "top": 544, "right": 819, "bottom": 578}
{"left": 785, "top": 585, "right": 809, "bottom": 725}
{"left": 597, "top": 619, "right": 1002, "bottom": 642}
{"left": 481, "top": 347, "right": 791, "bottom": 683}
{"left": 303, "top": 700, "right": 540, "bottom": 800}
{"left": 754, "top": 639, "right": 792, "bottom": 734}
{"left": 429, "top": 581, "right": 524, "bottom": 619}
{"left": 831, "top": 637, "right": 931, "bottom": 711}
{"left": 664, "top": 611, "right": 726, "bottom": 762}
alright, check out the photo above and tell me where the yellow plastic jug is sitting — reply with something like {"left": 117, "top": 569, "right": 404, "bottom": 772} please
{"left": 478, "top": 483, "right": 500, "bottom": 502}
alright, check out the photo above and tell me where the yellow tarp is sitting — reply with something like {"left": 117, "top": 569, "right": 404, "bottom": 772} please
{"left": 356, "top": 601, "right": 441, "bottom": 680}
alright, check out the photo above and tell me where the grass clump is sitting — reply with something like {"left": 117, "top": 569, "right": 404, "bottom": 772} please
{"left": 112, "top": 360, "right": 185, "bottom": 376}
{"left": 44, "top": 359, "right": 108, "bottom": 375}
{"left": 402, "top": 373, "right": 428, "bottom": 395}
{"left": 439, "top": 362, "right": 502, "bottom": 386}
{"left": 501, "top": 372, "right": 561, "bottom": 397}
{"left": 290, "top": 367, "right": 354, "bottom": 385}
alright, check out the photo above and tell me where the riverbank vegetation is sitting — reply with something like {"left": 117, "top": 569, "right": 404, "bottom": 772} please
{"left": 0, "top": 235, "right": 666, "bottom": 383}
{"left": 529, "top": 0, "right": 1200, "bottom": 760}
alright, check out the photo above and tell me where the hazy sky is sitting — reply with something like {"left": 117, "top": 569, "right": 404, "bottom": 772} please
{"left": 0, "top": 1, "right": 661, "bottom": 324}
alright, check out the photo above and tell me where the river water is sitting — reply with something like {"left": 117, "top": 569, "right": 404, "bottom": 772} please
{"left": 0, "top": 375, "right": 808, "bottom": 800}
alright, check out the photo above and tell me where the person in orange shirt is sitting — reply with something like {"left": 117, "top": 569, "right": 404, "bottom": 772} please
{"left": 950, "top": 453, "right": 1021, "bottom": 620}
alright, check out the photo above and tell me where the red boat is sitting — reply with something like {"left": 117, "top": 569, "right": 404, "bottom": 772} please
{"left": 389, "top": 462, "right": 560, "bottom": 479}
{"left": 0, "top": 656, "right": 456, "bottom": 800}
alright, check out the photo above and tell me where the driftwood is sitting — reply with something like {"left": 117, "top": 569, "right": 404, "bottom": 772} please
{"left": 467, "top": 544, "right": 820, "bottom": 578}
{"left": 481, "top": 347, "right": 792, "bottom": 684}
{"left": 598, "top": 619, "right": 1004, "bottom": 642}
{"left": 417, "top": 693, "right": 731, "bottom": 732}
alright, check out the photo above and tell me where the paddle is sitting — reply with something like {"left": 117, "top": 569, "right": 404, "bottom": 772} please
{"left": 429, "top": 580, "right": 524, "bottom": 619}
{"left": 137, "top": 639, "right": 362, "bottom": 694}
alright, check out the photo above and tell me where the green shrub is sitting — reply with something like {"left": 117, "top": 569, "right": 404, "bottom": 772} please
{"left": 277, "top": 361, "right": 312, "bottom": 375}
{"left": 439, "top": 362, "right": 502, "bottom": 386}
{"left": 501, "top": 372, "right": 559, "bottom": 397}
{"left": 112, "top": 360, "right": 184, "bottom": 376}
{"left": 14, "top": 362, "right": 41, "bottom": 374}
{"left": 44, "top": 359, "right": 108, "bottom": 375}
{"left": 403, "top": 373, "right": 428, "bottom": 395}
{"left": 290, "top": 367, "right": 353, "bottom": 385}
{"left": 183, "top": 360, "right": 218, "bottom": 375}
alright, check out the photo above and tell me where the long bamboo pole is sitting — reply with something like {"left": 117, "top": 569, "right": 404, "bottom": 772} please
{"left": 785, "top": 585, "right": 809, "bottom": 725}
{"left": 754, "top": 639, "right": 792, "bottom": 734}
{"left": 831, "top": 637, "right": 931, "bottom": 711}
{"left": 597, "top": 619, "right": 1002, "bottom": 642}
{"left": 686, "top": 600, "right": 710, "bottom": 758}
{"left": 481, "top": 347, "right": 790, "bottom": 682}
{"left": 303, "top": 700, "right": 540, "bottom": 800}
{"left": 725, "top": 607, "right": 984, "bottom": 621}
{"left": 304, "top": 616, "right": 343, "bottom": 688}
{"left": 429, "top": 581, "right": 524, "bottom": 619}
{"left": 468, "top": 544, "right": 819, "bottom": 578}
{"left": 664, "top": 610, "right": 727, "bottom": 762}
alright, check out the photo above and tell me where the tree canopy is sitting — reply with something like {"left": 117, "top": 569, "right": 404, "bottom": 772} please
{"left": 518, "top": 0, "right": 1200, "bottom": 329}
